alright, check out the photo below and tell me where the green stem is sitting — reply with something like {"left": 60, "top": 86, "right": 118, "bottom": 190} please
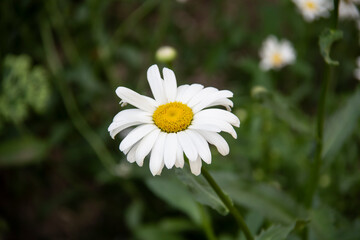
{"left": 305, "top": 0, "right": 339, "bottom": 209}
{"left": 201, "top": 167, "right": 254, "bottom": 240}
{"left": 112, "top": 0, "right": 159, "bottom": 43}
{"left": 332, "top": 0, "right": 339, "bottom": 29}
{"left": 40, "top": 21, "right": 117, "bottom": 175}
{"left": 306, "top": 66, "right": 332, "bottom": 207}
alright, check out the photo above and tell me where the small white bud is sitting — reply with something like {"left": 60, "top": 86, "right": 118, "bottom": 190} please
{"left": 155, "top": 46, "right": 177, "bottom": 63}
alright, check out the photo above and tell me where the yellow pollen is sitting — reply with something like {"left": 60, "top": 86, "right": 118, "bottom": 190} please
{"left": 271, "top": 52, "right": 283, "bottom": 66}
{"left": 305, "top": 1, "right": 316, "bottom": 10}
{"left": 153, "top": 102, "right": 193, "bottom": 133}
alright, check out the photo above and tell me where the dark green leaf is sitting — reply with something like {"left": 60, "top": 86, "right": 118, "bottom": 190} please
{"left": 256, "top": 222, "right": 296, "bottom": 240}
{"left": 176, "top": 168, "right": 229, "bottom": 216}
{"left": 261, "top": 92, "right": 311, "bottom": 134}
{"left": 322, "top": 87, "right": 360, "bottom": 160}
{"left": 213, "top": 172, "right": 307, "bottom": 224}
{"left": 319, "top": 28, "right": 343, "bottom": 65}
{"left": 146, "top": 177, "right": 202, "bottom": 224}
{"left": 308, "top": 207, "right": 336, "bottom": 240}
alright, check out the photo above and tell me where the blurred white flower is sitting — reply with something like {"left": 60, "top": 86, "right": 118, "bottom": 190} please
{"left": 354, "top": 57, "right": 360, "bottom": 81}
{"left": 259, "top": 36, "right": 296, "bottom": 71}
{"left": 339, "top": 0, "right": 360, "bottom": 20}
{"left": 155, "top": 46, "right": 177, "bottom": 63}
{"left": 108, "top": 65, "right": 239, "bottom": 176}
{"left": 292, "top": 0, "right": 333, "bottom": 22}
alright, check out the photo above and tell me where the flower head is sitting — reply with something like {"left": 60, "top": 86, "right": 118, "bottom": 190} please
{"left": 108, "top": 65, "right": 240, "bottom": 176}
{"left": 339, "top": 0, "right": 360, "bottom": 20}
{"left": 292, "top": 0, "right": 333, "bottom": 22}
{"left": 259, "top": 36, "right": 296, "bottom": 71}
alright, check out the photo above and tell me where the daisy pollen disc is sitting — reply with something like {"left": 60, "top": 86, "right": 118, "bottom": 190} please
{"left": 271, "top": 53, "right": 283, "bottom": 67}
{"left": 153, "top": 102, "right": 193, "bottom": 133}
{"left": 305, "top": 1, "right": 317, "bottom": 10}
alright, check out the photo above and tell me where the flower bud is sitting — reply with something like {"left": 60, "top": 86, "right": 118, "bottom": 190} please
{"left": 155, "top": 46, "right": 177, "bottom": 63}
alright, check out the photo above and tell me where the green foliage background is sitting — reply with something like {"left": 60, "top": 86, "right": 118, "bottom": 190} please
{"left": 0, "top": 0, "right": 359, "bottom": 239}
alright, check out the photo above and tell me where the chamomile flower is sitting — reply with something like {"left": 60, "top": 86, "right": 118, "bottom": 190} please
{"left": 259, "top": 36, "right": 296, "bottom": 71}
{"left": 108, "top": 65, "right": 239, "bottom": 176}
{"left": 339, "top": 0, "right": 360, "bottom": 20}
{"left": 292, "top": 0, "right": 333, "bottom": 22}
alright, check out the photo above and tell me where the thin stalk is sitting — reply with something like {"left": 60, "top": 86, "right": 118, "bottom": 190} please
{"left": 305, "top": 0, "right": 340, "bottom": 208}
{"left": 40, "top": 22, "right": 117, "bottom": 174}
{"left": 306, "top": 66, "right": 332, "bottom": 207}
{"left": 201, "top": 167, "right": 254, "bottom": 240}
{"left": 333, "top": 0, "right": 339, "bottom": 29}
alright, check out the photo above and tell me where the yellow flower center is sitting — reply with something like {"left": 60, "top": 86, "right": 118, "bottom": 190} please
{"left": 305, "top": 1, "right": 316, "bottom": 10}
{"left": 153, "top": 102, "right": 193, "bottom": 133}
{"left": 271, "top": 52, "right": 283, "bottom": 66}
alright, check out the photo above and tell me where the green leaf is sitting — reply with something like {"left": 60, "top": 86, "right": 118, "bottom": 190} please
{"left": 146, "top": 177, "right": 202, "bottom": 224}
{"left": 239, "top": 211, "right": 264, "bottom": 240}
{"left": 261, "top": 92, "right": 311, "bottom": 134}
{"left": 319, "top": 28, "right": 343, "bottom": 65}
{"left": 135, "top": 218, "right": 195, "bottom": 240}
{"left": 0, "top": 136, "right": 48, "bottom": 167}
{"left": 176, "top": 168, "right": 229, "bottom": 216}
{"left": 308, "top": 207, "right": 336, "bottom": 240}
{"left": 256, "top": 222, "right": 296, "bottom": 240}
{"left": 322, "top": 87, "right": 360, "bottom": 160}
{"left": 213, "top": 172, "right": 306, "bottom": 224}
{"left": 125, "top": 200, "right": 144, "bottom": 230}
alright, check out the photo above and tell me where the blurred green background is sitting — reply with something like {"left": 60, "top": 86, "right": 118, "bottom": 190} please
{"left": 0, "top": 0, "right": 359, "bottom": 239}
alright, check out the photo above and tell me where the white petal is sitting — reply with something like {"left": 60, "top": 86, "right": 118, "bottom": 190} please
{"left": 189, "top": 156, "right": 202, "bottom": 176}
{"left": 149, "top": 132, "right": 166, "bottom": 176}
{"left": 175, "top": 143, "right": 184, "bottom": 168}
{"left": 175, "top": 84, "right": 190, "bottom": 101}
{"left": 119, "top": 124, "right": 156, "bottom": 152}
{"left": 155, "top": 161, "right": 165, "bottom": 176}
{"left": 126, "top": 142, "right": 140, "bottom": 163}
{"left": 194, "top": 109, "right": 240, "bottom": 127}
{"left": 110, "top": 122, "right": 143, "bottom": 139}
{"left": 188, "top": 87, "right": 218, "bottom": 108}
{"left": 112, "top": 109, "right": 151, "bottom": 123}
{"left": 163, "top": 68, "right": 177, "bottom": 102}
{"left": 209, "top": 98, "right": 233, "bottom": 111}
{"left": 188, "top": 124, "right": 221, "bottom": 132}
{"left": 192, "top": 90, "right": 233, "bottom": 113}
{"left": 177, "top": 131, "right": 198, "bottom": 161}
{"left": 135, "top": 128, "right": 161, "bottom": 167}
{"left": 177, "top": 84, "right": 204, "bottom": 103}
{"left": 147, "top": 65, "right": 167, "bottom": 104}
{"left": 116, "top": 87, "right": 157, "bottom": 112}
{"left": 164, "top": 133, "right": 177, "bottom": 169}
{"left": 108, "top": 109, "right": 153, "bottom": 139}
{"left": 187, "top": 130, "right": 211, "bottom": 164}
{"left": 192, "top": 118, "right": 237, "bottom": 138}
{"left": 198, "top": 130, "right": 230, "bottom": 156}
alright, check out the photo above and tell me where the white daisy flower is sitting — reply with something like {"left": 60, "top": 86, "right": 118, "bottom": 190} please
{"left": 259, "top": 35, "right": 296, "bottom": 71}
{"left": 108, "top": 65, "right": 240, "bottom": 176}
{"left": 292, "top": 0, "right": 333, "bottom": 22}
{"left": 339, "top": 0, "right": 360, "bottom": 20}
